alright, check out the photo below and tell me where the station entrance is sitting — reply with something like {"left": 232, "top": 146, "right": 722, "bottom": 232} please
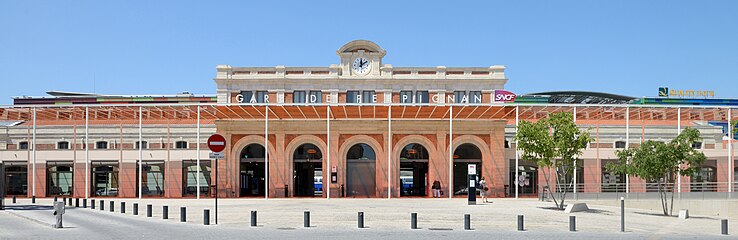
{"left": 346, "top": 143, "right": 376, "bottom": 197}
{"left": 293, "top": 143, "right": 322, "bottom": 197}
{"left": 240, "top": 144, "right": 266, "bottom": 197}
{"left": 3, "top": 163, "right": 27, "bottom": 196}
{"left": 452, "top": 143, "right": 482, "bottom": 196}
{"left": 399, "top": 143, "right": 429, "bottom": 197}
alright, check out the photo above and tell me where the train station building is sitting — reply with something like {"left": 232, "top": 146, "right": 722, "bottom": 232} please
{"left": 1, "top": 40, "right": 736, "bottom": 199}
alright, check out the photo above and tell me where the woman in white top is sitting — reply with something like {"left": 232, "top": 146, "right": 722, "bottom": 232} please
{"left": 479, "top": 177, "right": 489, "bottom": 203}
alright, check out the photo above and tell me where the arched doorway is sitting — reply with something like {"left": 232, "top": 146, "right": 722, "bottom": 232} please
{"left": 453, "top": 143, "right": 482, "bottom": 196}
{"left": 346, "top": 143, "right": 376, "bottom": 197}
{"left": 399, "top": 143, "right": 429, "bottom": 197}
{"left": 240, "top": 144, "right": 266, "bottom": 197}
{"left": 293, "top": 143, "right": 322, "bottom": 197}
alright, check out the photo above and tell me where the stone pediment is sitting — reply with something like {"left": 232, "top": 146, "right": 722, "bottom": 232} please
{"left": 336, "top": 40, "right": 386, "bottom": 57}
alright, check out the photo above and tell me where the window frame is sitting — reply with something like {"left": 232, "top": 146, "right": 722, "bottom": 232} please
{"left": 57, "top": 141, "right": 70, "bottom": 150}
{"left": 135, "top": 141, "right": 148, "bottom": 150}
{"left": 175, "top": 141, "right": 188, "bottom": 149}
{"left": 96, "top": 141, "right": 108, "bottom": 150}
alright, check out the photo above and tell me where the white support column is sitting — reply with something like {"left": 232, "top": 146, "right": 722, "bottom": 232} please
{"left": 327, "top": 106, "right": 331, "bottom": 199}
{"left": 138, "top": 106, "right": 143, "bottom": 199}
{"left": 387, "top": 104, "right": 392, "bottom": 199}
{"left": 31, "top": 107, "right": 36, "bottom": 198}
{"left": 264, "top": 105, "right": 269, "bottom": 199}
{"left": 625, "top": 107, "right": 630, "bottom": 195}
{"left": 85, "top": 107, "right": 89, "bottom": 198}
{"left": 515, "top": 106, "right": 519, "bottom": 199}
{"left": 196, "top": 105, "right": 201, "bottom": 199}
{"left": 448, "top": 106, "right": 453, "bottom": 199}
{"left": 573, "top": 107, "right": 577, "bottom": 198}
{"left": 728, "top": 108, "right": 733, "bottom": 193}
{"left": 677, "top": 107, "right": 681, "bottom": 194}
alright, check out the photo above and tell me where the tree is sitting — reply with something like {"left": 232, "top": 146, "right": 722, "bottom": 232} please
{"left": 514, "top": 112, "right": 592, "bottom": 210}
{"left": 607, "top": 127, "right": 706, "bottom": 216}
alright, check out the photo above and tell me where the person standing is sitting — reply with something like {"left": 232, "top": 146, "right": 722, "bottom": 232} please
{"left": 479, "top": 177, "right": 489, "bottom": 203}
{"left": 432, "top": 180, "right": 442, "bottom": 198}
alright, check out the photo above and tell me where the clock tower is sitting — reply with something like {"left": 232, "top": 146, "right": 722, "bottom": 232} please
{"left": 336, "top": 40, "right": 386, "bottom": 77}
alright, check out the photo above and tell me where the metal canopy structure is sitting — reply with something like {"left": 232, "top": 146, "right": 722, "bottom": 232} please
{"left": 0, "top": 103, "right": 734, "bottom": 123}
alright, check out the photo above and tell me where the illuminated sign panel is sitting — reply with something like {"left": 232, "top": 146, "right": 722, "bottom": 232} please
{"left": 659, "top": 87, "right": 715, "bottom": 98}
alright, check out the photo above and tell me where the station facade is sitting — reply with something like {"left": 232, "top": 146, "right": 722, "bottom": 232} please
{"left": 1, "top": 40, "right": 736, "bottom": 199}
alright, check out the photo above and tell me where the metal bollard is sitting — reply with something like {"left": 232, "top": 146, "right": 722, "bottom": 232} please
{"left": 12, "top": 196, "right": 16, "bottom": 203}
{"left": 722, "top": 219, "right": 729, "bottom": 235}
{"left": 251, "top": 211, "right": 257, "bottom": 227}
{"left": 147, "top": 204, "right": 152, "bottom": 217}
{"left": 63, "top": 197, "right": 67, "bottom": 205}
{"left": 68, "top": 199, "right": 72, "bottom": 207}
{"left": 32, "top": 196, "right": 36, "bottom": 204}
{"left": 304, "top": 211, "right": 310, "bottom": 228}
{"left": 358, "top": 212, "right": 365, "bottom": 228}
{"left": 464, "top": 214, "right": 471, "bottom": 230}
{"left": 204, "top": 209, "right": 210, "bottom": 225}
{"left": 54, "top": 196, "right": 58, "bottom": 202}
{"left": 109, "top": 201, "right": 114, "bottom": 212}
{"left": 133, "top": 203, "right": 139, "bottom": 215}
{"left": 569, "top": 216, "right": 576, "bottom": 232}
{"left": 83, "top": 199, "right": 87, "bottom": 208}
{"left": 180, "top": 207, "right": 187, "bottom": 222}
{"left": 163, "top": 206, "right": 168, "bottom": 219}
{"left": 620, "top": 197, "right": 625, "bottom": 232}
{"left": 75, "top": 198, "right": 79, "bottom": 207}
{"left": 411, "top": 213, "right": 418, "bottom": 229}
{"left": 91, "top": 199, "right": 95, "bottom": 209}
{"left": 121, "top": 202, "right": 126, "bottom": 214}
{"left": 517, "top": 215, "right": 524, "bottom": 231}
{"left": 100, "top": 200, "right": 104, "bottom": 211}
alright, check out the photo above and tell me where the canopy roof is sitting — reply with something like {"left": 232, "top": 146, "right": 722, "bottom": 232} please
{"left": 0, "top": 104, "right": 734, "bottom": 125}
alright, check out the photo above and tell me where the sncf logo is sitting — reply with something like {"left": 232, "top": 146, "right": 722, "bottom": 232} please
{"left": 493, "top": 90, "right": 516, "bottom": 102}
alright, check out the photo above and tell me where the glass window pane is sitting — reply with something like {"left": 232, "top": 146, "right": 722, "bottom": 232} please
{"left": 256, "top": 91, "right": 268, "bottom": 103}
{"left": 347, "top": 91, "right": 359, "bottom": 103}
{"left": 400, "top": 91, "right": 412, "bottom": 103}
{"left": 454, "top": 91, "right": 466, "bottom": 104}
{"left": 240, "top": 91, "right": 254, "bottom": 103}
{"left": 293, "top": 91, "right": 306, "bottom": 103}
{"left": 469, "top": 91, "right": 482, "bottom": 103}
{"left": 415, "top": 91, "right": 429, "bottom": 103}
{"left": 309, "top": 91, "right": 322, "bottom": 103}
{"left": 362, "top": 91, "right": 376, "bottom": 104}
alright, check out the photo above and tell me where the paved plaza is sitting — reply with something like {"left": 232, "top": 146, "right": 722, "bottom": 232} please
{"left": 0, "top": 197, "right": 733, "bottom": 239}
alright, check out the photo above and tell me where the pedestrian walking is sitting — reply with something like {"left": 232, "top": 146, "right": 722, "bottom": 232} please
{"left": 479, "top": 177, "right": 489, "bottom": 203}
{"left": 432, "top": 180, "right": 442, "bottom": 198}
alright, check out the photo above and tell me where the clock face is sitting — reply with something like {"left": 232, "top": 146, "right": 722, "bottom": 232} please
{"left": 352, "top": 57, "right": 370, "bottom": 74}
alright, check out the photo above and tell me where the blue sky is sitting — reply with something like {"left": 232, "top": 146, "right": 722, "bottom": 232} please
{"left": 1, "top": 1, "right": 737, "bottom": 104}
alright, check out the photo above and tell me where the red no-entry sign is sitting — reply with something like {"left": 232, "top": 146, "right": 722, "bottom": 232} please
{"left": 207, "top": 134, "right": 226, "bottom": 152}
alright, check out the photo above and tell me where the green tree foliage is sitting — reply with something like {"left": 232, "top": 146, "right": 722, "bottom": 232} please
{"left": 514, "top": 112, "right": 592, "bottom": 210}
{"left": 607, "top": 127, "right": 706, "bottom": 216}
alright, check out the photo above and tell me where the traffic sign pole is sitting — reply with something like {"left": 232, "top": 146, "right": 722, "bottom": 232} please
{"left": 207, "top": 134, "right": 226, "bottom": 225}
